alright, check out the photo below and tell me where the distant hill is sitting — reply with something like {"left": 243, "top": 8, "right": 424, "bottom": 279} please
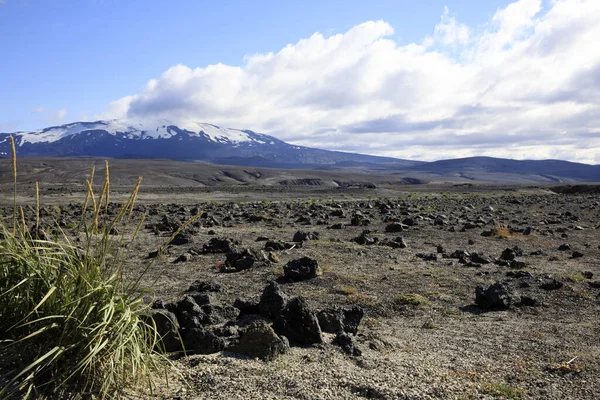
{"left": 403, "top": 157, "right": 600, "bottom": 183}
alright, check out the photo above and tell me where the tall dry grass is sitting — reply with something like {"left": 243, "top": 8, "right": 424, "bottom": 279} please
{"left": 0, "top": 152, "right": 168, "bottom": 398}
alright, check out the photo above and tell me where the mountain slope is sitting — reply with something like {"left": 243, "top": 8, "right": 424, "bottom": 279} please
{"left": 0, "top": 119, "right": 420, "bottom": 169}
{"left": 405, "top": 156, "right": 600, "bottom": 182}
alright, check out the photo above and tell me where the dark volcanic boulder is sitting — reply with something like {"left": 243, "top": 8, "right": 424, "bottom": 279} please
{"left": 225, "top": 248, "right": 265, "bottom": 271}
{"left": 259, "top": 281, "right": 289, "bottom": 319}
{"left": 144, "top": 309, "right": 181, "bottom": 352}
{"left": 202, "top": 237, "right": 238, "bottom": 253}
{"left": 227, "top": 320, "right": 289, "bottom": 361}
{"left": 292, "top": 231, "right": 320, "bottom": 242}
{"left": 182, "top": 327, "right": 226, "bottom": 354}
{"left": 332, "top": 332, "right": 361, "bottom": 356}
{"left": 176, "top": 296, "right": 207, "bottom": 329}
{"left": 200, "top": 304, "right": 240, "bottom": 325}
{"left": 283, "top": 257, "right": 320, "bottom": 281}
{"left": 385, "top": 223, "right": 406, "bottom": 233}
{"left": 317, "top": 305, "right": 364, "bottom": 334}
{"left": 264, "top": 240, "right": 295, "bottom": 251}
{"left": 350, "top": 213, "right": 370, "bottom": 226}
{"left": 170, "top": 231, "right": 193, "bottom": 246}
{"left": 379, "top": 237, "right": 407, "bottom": 249}
{"left": 273, "top": 297, "right": 322, "bottom": 345}
{"left": 353, "top": 230, "right": 378, "bottom": 246}
{"left": 540, "top": 277, "right": 564, "bottom": 290}
{"left": 186, "top": 280, "right": 222, "bottom": 293}
{"left": 500, "top": 248, "right": 517, "bottom": 261}
{"left": 475, "top": 282, "right": 519, "bottom": 310}
{"left": 233, "top": 297, "right": 261, "bottom": 316}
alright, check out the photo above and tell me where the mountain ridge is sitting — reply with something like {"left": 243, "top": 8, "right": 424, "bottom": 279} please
{"left": 0, "top": 119, "right": 419, "bottom": 169}
{"left": 1, "top": 120, "right": 599, "bottom": 183}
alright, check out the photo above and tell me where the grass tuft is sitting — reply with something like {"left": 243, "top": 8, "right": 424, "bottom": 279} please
{"left": 0, "top": 157, "right": 166, "bottom": 398}
{"left": 395, "top": 293, "right": 430, "bottom": 306}
{"left": 481, "top": 382, "right": 524, "bottom": 399}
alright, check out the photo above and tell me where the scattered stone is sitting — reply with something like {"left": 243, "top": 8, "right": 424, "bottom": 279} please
{"left": 259, "top": 281, "right": 289, "bottom": 319}
{"left": 227, "top": 320, "right": 289, "bottom": 361}
{"left": 328, "top": 223, "right": 344, "bottom": 230}
{"left": 582, "top": 271, "right": 593, "bottom": 279}
{"left": 500, "top": 248, "right": 517, "bottom": 261}
{"left": 351, "top": 213, "right": 370, "bottom": 226}
{"left": 540, "top": 277, "right": 564, "bottom": 291}
{"left": 379, "top": 237, "right": 407, "bottom": 249}
{"left": 264, "top": 240, "right": 295, "bottom": 251}
{"left": 509, "top": 259, "right": 527, "bottom": 269}
{"left": 353, "top": 230, "right": 378, "bottom": 246}
{"left": 182, "top": 327, "right": 226, "bottom": 354}
{"left": 200, "top": 304, "right": 240, "bottom": 325}
{"left": 475, "top": 282, "right": 519, "bottom": 310}
{"left": 203, "top": 237, "right": 238, "bottom": 253}
{"left": 187, "top": 280, "right": 222, "bottom": 293}
{"left": 145, "top": 309, "right": 182, "bottom": 352}
{"left": 173, "top": 253, "right": 190, "bottom": 263}
{"left": 332, "top": 332, "right": 361, "bottom": 356}
{"left": 317, "top": 305, "right": 364, "bottom": 334}
{"left": 558, "top": 244, "right": 571, "bottom": 251}
{"left": 273, "top": 297, "right": 323, "bottom": 345}
{"left": 385, "top": 223, "right": 406, "bottom": 233}
{"left": 187, "top": 292, "right": 212, "bottom": 306}
{"left": 571, "top": 251, "right": 584, "bottom": 258}
{"left": 170, "top": 231, "right": 193, "bottom": 246}
{"left": 449, "top": 250, "right": 470, "bottom": 259}
{"left": 520, "top": 296, "right": 540, "bottom": 307}
{"left": 233, "top": 298, "right": 261, "bottom": 316}
{"left": 292, "top": 231, "right": 319, "bottom": 242}
{"left": 176, "top": 296, "right": 206, "bottom": 330}
{"left": 283, "top": 257, "right": 320, "bottom": 281}
{"left": 470, "top": 253, "right": 493, "bottom": 264}
{"left": 225, "top": 248, "right": 265, "bottom": 271}
{"left": 416, "top": 253, "right": 437, "bottom": 261}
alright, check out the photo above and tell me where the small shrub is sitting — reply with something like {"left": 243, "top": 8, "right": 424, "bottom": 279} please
{"left": 491, "top": 222, "right": 512, "bottom": 238}
{"left": 395, "top": 293, "right": 430, "bottom": 306}
{"left": 546, "top": 361, "right": 583, "bottom": 374}
{"left": 481, "top": 382, "right": 524, "bottom": 399}
{"left": 337, "top": 285, "right": 357, "bottom": 296}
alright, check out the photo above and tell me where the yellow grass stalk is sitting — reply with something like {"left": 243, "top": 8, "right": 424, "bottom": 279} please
{"left": 104, "top": 160, "right": 110, "bottom": 212}
{"left": 19, "top": 206, "right": 26, "bottom": 236}
{"left": 10, "top": 135, "right": 17, "bottom": 235}
{"left": 85, "top": 180, "right": 97, "bottom": 229}
{"left": 94, "top": 180, "right": 108, "bottom": 229}
{"left": 128, "top": 177, "right": 142, "bottom": 219}
{"left": 82, "top": 165, "right": 96, "bottom": 217}
{"left": 35, "top": 182, "right": 40, "bottom": 234}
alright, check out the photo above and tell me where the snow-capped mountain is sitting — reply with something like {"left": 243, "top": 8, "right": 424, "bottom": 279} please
{"left": 0, "top": 119, "right": 416, "bottom": 168}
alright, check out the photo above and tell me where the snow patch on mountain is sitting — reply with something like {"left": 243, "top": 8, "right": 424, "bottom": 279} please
{"left": 15, "top": 119, "right": 270, "bottom": 146}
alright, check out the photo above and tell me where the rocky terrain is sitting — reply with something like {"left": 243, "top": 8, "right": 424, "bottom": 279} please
{"left": 2, "top": 183, "right": 600, "bottom": 399}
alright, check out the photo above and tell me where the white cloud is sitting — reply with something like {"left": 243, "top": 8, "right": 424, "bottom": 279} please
{"left": 47, "top": 108, "right": 68, "bottom": 124}
{"left": 425, "top": 6, "right": 471, "bottom": 47}
{"left": 102, "top": 0, "right": 600, "bottom": 164}
{"left": 31, "top": 106, "right": 45, "bottom": 114}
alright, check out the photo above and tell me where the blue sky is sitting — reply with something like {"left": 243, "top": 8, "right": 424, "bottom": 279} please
{"left": 1, "top": 0, "right": 599, "bottom": 163}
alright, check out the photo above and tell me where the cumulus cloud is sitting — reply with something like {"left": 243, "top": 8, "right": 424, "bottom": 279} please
{"left": 102, "top": 0, "right": 600, "bottom": 164}
{"left": 47, "top": 108, "right": 68, "bottom": 124}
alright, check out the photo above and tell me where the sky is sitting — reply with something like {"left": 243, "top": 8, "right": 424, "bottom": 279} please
{"left": 1, "top": 0, "right": 599, "bottom": 164}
